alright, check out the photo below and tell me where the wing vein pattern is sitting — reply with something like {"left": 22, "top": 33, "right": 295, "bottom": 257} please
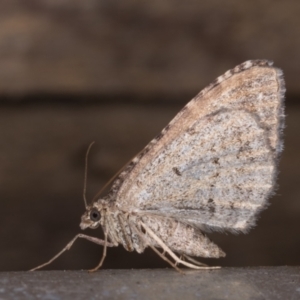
{"left": 108, "top": 60, "right": 285, "bottom": 233}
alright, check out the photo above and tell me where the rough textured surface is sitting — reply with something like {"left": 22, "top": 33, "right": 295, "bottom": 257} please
{"left": 0, "top": 267, "right": 299, "bottom": 299}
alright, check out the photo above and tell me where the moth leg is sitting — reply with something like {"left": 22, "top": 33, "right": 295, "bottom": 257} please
{"left": 175, "top": 254, "right": 207, "bottom": 267}
{"left": 88, "top": 231, "right": 108, "bottom": 273}
{"left": 30, "top": 233, "right": 114, "bottom": 271}
{"left": 128, "top": 221, "right": 183, "bottom": 273}
{"left": 181, "top": 254, "right": 208, "bottom": 267}
{"left": 175, "top": 255, "right": 183, "bottom": 267}
{"left": 140, "top": 221, "right": 220, "bottom": 270}
{"left": 147, "top": 242, "right": 184, "bottom": 274}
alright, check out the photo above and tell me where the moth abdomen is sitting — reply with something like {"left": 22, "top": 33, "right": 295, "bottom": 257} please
{"left": 141, "top": 215, "right": 225, "bottom": 258}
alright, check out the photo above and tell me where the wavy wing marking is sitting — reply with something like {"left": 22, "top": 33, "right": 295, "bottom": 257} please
{"left": 131, "top": 110, "right": 275, "bottom": 232}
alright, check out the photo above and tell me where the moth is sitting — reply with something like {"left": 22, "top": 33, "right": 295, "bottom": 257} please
{"left": 31, "top": 60, "right": 285, "bottom": 272}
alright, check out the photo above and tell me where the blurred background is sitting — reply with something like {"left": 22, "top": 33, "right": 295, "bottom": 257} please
{"left": 0, "top": 1, "right": 300, "bottom": 271}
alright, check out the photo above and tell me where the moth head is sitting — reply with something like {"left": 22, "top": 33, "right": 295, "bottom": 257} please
{"left": 80, "top": 206, "right": 101, "bottom": 230}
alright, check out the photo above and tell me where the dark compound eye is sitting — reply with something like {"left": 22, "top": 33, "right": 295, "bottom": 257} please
{"left": 90, "top": 208, "right": 100, "bottom": 222}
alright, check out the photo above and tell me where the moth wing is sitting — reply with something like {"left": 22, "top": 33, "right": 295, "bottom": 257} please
{"left": 109, "top": 60, "right": 285, "bottom": 233}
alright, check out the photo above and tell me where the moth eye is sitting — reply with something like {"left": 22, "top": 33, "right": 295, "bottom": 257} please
{"left": 90, "top": 209, "right": 100, "bottom": 222}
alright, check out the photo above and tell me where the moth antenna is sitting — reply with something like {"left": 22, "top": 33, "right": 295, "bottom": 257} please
{"left": 83, "top": 141, "right": 95, "bottom": 209}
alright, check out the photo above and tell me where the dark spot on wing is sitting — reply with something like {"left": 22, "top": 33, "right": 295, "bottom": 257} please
{"left": 208, "top": 199, "right": 215, "bottom": 213}
{"left": 164, "top": 124, "right": 170, "bottom": 132}
{"left": 127, "top": 161, "right": 136, "bottom": 167}
{"left": 187, "top": 127, "right": 196, "bottom": 135}
{"left": 173, "top": 167, "right": 182, "bottom": 176}
{"left": 210, "top": 207, "right": 215, "bottom": 214}
{"left": 155, "top": 132, "right": 163, "bottom": 141}
{"left": 209, "top": 78, "right": 220, "bottom": 89}
{"left": 179, "top": 106, "right": 188, "bottom": 114}
{"left": 213, "top": 158, "right": 219, "bottom": 164}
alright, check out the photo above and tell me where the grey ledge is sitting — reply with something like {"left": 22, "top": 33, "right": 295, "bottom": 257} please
{"left": 1, "top": 267, "right": 300, "bottom": 300}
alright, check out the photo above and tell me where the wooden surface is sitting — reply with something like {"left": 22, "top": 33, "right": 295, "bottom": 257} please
{"left": 1, "top": 267, "right": 300, "bottom": 300}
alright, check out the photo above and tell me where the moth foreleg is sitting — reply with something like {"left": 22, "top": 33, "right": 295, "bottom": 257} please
{"left": 88, "top": 231, "right": 108, "bottom": 273}
{"left": 30, "top": 233, "right": 114, "bottom": 271}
